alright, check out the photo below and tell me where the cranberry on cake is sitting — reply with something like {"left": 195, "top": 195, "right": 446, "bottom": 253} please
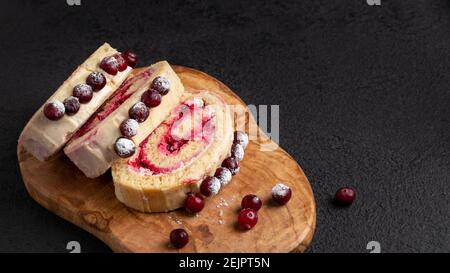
{"left": 111, "top": 91, "right": 234, "bottom": 212}
{"left": 64, "top": 61, "right": 185, "bottom": 178}
{"left": 18, "top": 43, "right": 133, "bottom": 161}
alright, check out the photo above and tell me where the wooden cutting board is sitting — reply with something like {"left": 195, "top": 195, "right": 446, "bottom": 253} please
{"left": 17, "top": 66, "right": 316, "bottom": 253}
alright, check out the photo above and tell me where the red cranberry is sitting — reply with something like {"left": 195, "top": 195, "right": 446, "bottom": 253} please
{"left": 141, "top": 89, "right": 162, "bottom": 108}
{"left": 200, "top": 177, "right": 221, "bottom": 197}
{"left": 114, "top": 137, "right": 136, "bottom": 158}
{"left": 63, "top": 96, "right": 80, "bottom": 115}
{"left": 222, "top": 157, "right": 240, "bottom": 175}
{"left": 100, "top": 55, "right": 119, "bottom": 75}
{"left": 170, "top": 229, "right": 189, "bottom": 249}
{"left": 122, "top": 51, "right": 137, "bottom": 68}
{"left": 214, "top": 167, "right": 232, "bottom": 186}
{"left": 238, "top": 208, "right": 258, "bottom": 230}
{"left": 86, "top": 71, "right": 106, "bottom": 91}
{"left": 272, "top": 183, "right": 292, "bottom": 205}
{"left": 119, "top": 118, "right": 138, "bottom": 138}
{"left": 234, "top": 131, "right": 249, "bottom": 149}
{"left": 241, "top": 194, "right": 262, "bottom": 211}
{"left": 334, "top": 187, "right": 356, "bottom": 206}
{"left": 72, "top": 83, "right": 93, "bottom": 103}
{"left": 113, "top": 53, "right": 128, "bottom": 72}
{"left": 43, "top": 100, "right": 65, "bottom": 120}
{"left": 129, "top": 102, "right": 149, "bottom": 122}
{"left": 231, "top": 143, "right": 244, "bottom": 161}
{"left": 184, "top": 193, "right": 205, "bottom": 213}
{"left": 151, "top": 76, "right": 170, "bottom": 95}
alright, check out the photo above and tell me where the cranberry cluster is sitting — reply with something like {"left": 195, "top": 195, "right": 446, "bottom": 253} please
{"left": 183, "top": 131, "right": 248, "bottom": 214}
{"left": 44, "top": 51, "right": 137, "bottom": 121}
{"left": 171, "top": 183, "right": 292, "bottom": 249}
{"left": 114, "top": 76, "right": 171, "bottom": 158}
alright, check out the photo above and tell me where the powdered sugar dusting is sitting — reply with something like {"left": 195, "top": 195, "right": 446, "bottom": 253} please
{"left": 114, "top": 137, "right": 136, "bottom": 157}
{"left": 120, "top": 118, "right": 139, "bottom": 137}
{"left": 272, "top": 183, "right": 290, "bottom": 198}
{"left": 215, "top": 167, "right": 232, "bottom": 186}
{"left": 234, "top": 131, "right": 249, "bottom": 149}
{"left": 168, "top": 214, "right": 183, "bottom": 225}
{"left": 51, "top": 99, "right": 64, "bottom": 112}
{"left": 231, "top": 143, "right": 244, "bottom": 162}
{"left": 208, "top": 177, "right": 221, "bottom": 195}
{"left": 216, "top": 197, "right": 229, "bottom": 208}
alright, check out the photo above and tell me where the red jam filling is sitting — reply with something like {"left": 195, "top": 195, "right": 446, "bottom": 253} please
{"left": 72, "top": 69, "right": 153, "bottom": 139}
{"left": 128, "top": 99, "right": 216, "bottom": 175}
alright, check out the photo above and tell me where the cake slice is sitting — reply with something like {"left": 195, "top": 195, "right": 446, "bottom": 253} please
{"left": 111, "top": 91, "right": 234, "bottom": 212}
{"left": 18, "top": 43, "right": 133, "bottom": 161}
{"left": 64, "top": 61, "right": 185, "bottom": 178}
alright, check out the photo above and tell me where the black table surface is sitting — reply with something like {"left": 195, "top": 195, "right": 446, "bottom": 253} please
{"left": 0, "top": 0, "right": 448, "bottom": 253}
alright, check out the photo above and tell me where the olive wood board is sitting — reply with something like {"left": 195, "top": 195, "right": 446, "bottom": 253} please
{"left": 17, "top": 65, "right": 316, "bottom": 253}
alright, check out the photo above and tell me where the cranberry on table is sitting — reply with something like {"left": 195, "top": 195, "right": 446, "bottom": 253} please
{"left": 43, "top": 100, "right": 65, "bottom": 120}
{"left": 272, "top": 183, "right": 292, "bottom": 205}
{"left": 222, "top": 156, "right": 240, "bottom": 175}
{"left": 151, "top": 76, "right": 170, "bottom": 95}
{"left": 214, "top": 167, "right": 232, "bottom": 186}
{"left": 122, "top": 51, "right": 137, "bottom": 68}
{"left": 200, "top": 176, "right": 221, "bottom": 197}
{"left": 114, "top": 137, "right": 136, "bottom": 158}
{"left": 86, "top": 71, "right": 106, "bottom": 91}
{"left": 231, "top": 143, "right": 244, "bottom": 162}
{"left": 113, "top": 53, "right": 128, "bottom": 72}
{"left": 100, "top": 55, "right": 119, "bottom": 75}
{"left": 141, "top": 89, "right": 162, "bottom": 108}
{"left": 129, "top": 102, "right": 149, "bottom": 122}
{"left": 238, "top": 208, "right": 258, "bottom": 230}
{"left": 234, "top": 131, "right": 249, "bottom": 149}
{"left": 184, "top": 193, "right": 205, "bottom": 213}
{"left": 241, "top": 194, "right": 262, "bottom": 211}
{"left": 334, "top": 187, "right": 356, "bottom": 206}
{"left": 72, "top": 83, "right": 93, "bottom": 103}
{"left": 63, "top": 96, "right": 80, "bottom": 115}
{"left": 170, "top": 229, "right": 189, "bottom": 249}
{"left": 119, "top": 118, "right": 139, "bottom": 138}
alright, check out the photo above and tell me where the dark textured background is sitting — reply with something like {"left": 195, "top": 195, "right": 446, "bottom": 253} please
{"left": 0, "top": 0, "right": 448, "bottom": 253}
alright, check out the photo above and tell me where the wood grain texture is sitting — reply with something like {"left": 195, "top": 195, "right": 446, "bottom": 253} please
{"left": 17, "top": 66, "right": 316, "bottom": 253}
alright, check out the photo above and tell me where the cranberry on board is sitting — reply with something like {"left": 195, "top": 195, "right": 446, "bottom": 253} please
{"left": 43, "top": 100, "right": 65, "bottom": 120}
{"left": 271, "top": 183, "right": 292, "bottom": 205}
{"left": 72, "top": 83, "right": 93, "bottom": 103}
{"left": 63, "top": 96, "right": 80, "bottom": 115}
{"left": 100, "top": 55, "right": 119, "bottom": 75}
{"left": 334, "top": 187, "right": 356, "bottom": 206}
{"left": 184, "top": 193, "right": 205, "bottom": 213}
{"left": 119, "top": 119, "right": 139, "bottom": 138}
{"left": 122, "top": 51, "right": 137, "bottom": 68}
{"left": 86, "top": 71, "right": 106, "bottom": 91}
{"left": 151, "top": 76, "right": 170, "bottom": 95}
{"left": 170, "top": 229, "right": 189, "bottom": 249}
{"left": 238, "top": 208, "right": 258, "bottom": 230}
{"left": 241, "top": 194, "right": 262, "bottom": 211}
{"left": 114, "top": 53, "right": 128, "bottom": 72}
{"left": 129, "top": 102, "right": 149, "bottom": 122}
{"left": 222, "top": 156, "right": 240, "bottom": 175}
{"left": 200, "top": 177, "right": 221, "bottom": 197}
{"left": 141, "top": 89, "right": 162, "bottom": 108}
